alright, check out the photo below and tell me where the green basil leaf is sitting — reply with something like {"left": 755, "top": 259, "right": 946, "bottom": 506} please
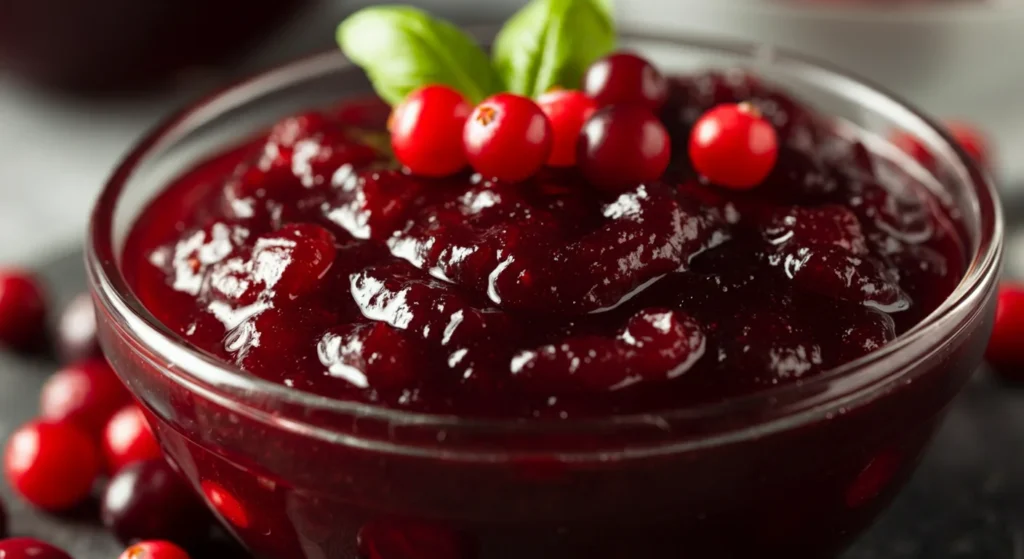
{"left": 336, "top": 6, "right": 503, "bottom": 105}
{"left": 493, "top": 0, "right": 616, "bottom": 99}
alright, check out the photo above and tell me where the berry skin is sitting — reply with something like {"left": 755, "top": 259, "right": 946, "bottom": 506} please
{"left": 945, "top": 121, "right": 989, "bottom": 169}
{"left": 56, "top": 292, "right": 101, "bottom": 363}
{"left": 536, "top": 89, "right": 599, "bottom": 167}
{"left": 986, "top": 283, "right": 1024, "bottom": 381}
{"left": 103, "top": 405, "right": 162, "bottom": 473}
{"left": 577, "top": 105, "right": 671, "bottom": 192}
{"left": 102, "top": 459, "right": 211, "bottom": 545}
{"left": 0, "top": 269, "right": 46, "bottom": 351}
{"left": 689, "top": 102, "right": 779, "bottom": 190}
{"left": 119, "top": 541, "right": 191, "bottom": 559}
{"left": 582, "top": 52, "right": 669, "bottom": 111}
{"left": 4, "top": 420, "right": 100, "bottom": 511}
{"left": 463, "top": 93, "right": 553, "bottom": 182}
{"left": 389, "top": 85, "right": 472, "bottom": 177}
{"left": 0, "top": 538, "right": 73, "bottom": 559}
{"left": 40, "top": 358, "right": 131, "bottom": 436}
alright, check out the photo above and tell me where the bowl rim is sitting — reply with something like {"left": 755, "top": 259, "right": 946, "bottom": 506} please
{"left": 87, "top": 28, "right": 1003, "bottom": 457}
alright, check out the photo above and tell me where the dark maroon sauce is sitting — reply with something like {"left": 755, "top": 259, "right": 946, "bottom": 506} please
{"left": 122, "top": 72, "right": 966, "bottom": 419}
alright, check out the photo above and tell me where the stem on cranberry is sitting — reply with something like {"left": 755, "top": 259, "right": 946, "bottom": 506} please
{"left": 463, "top": 93, "right": 553, "bottom": 182}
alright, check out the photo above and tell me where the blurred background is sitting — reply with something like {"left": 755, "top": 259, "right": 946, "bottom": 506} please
{"left": 1, "top": 0, "right": 1023, "bottom": 267}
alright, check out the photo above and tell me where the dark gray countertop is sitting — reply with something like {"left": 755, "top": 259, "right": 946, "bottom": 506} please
{"left": 1, "top": 250, "right": 1022, "bottom": 558}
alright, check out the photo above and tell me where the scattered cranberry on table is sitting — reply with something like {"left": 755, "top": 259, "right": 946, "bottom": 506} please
{"left": 945, "top": 121, "right": 990, "bottom": 169}
{"left": 0, "top": 270, "right": 47, "bottom": 352}
{"left": 536, "top": 89, "right": 598, "bottom": 167}
{"left": 39, "top": 358, "right": 131, "bottom": 437}
{"left": 389, "top": 85, "right": 472, "bottom": 177}
{"left": 986, "top": 283, "right": 1024, "bottom": 381}
{"left": 582, "top": 52, "right": 669, "bottom": 111}
{"left": 102, "top": 459, "right": 212, "bottom": 545}
{"left": 119, "top": 540, "right": 191, "bottom": 559}
{"left": 0, "top": 538, "right": 73, "bottom": 559}
{"left": 56, "top": 292, "right": 101, "bottom": 363}
{"left": 463, "top": 93, "right": 553, "bottom": 182}
{"left": 103, "top": 405, "right": 162, "bottom": 474}
{"left": 4, "top": 420, "right": 100, "bottom": 512}
{"left": 689, "top": 102, "right": 779, "bottom": 189}
{"left": 577, "top": 104, "right": 671, "bottom": 191}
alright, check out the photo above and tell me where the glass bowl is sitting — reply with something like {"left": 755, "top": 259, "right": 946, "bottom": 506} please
{"left": 87, "top": 30, "right": 1003, "bottom": 559}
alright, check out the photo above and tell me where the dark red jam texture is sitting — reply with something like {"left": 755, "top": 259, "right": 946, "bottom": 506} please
{"left": 124, "top": 71, "right": 966, "bottom": 418}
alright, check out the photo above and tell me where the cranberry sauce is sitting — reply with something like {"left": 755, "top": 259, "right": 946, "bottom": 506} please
{"left": 122, "top": 72, "right": 965, "bottom": 419}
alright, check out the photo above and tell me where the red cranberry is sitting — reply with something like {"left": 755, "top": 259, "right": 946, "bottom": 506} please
{"left": 56, "top": 292, "right": 101, "bottom": 363}
{"left": 102, "top": 459, "right": 211, "bottom": 545}
{"left": 689, "top": 102, "right": 779, "bottom": 189}
{"left": 4, "top": 420, "right": 100, "bottom": 511}
{"left": 201, "top": 481, "right": 249, "bottom": 529}
{"left": 463, "top": 93, "right": 553, "bottom": 182}
{"left": 103, "top": 405, "right": 162, "bottom": 473}
{"left": 389, "top": 85, "right": 472, "bottom": 177}
{"left": 945, "top": 121, "right": 989, "bottom": 169}
{"left": 39, "top": 358, "right": 131, "bottom": 437}
{"left": 0, "top": 538, "right": 73, "bottom": 559}
{"left": 119, "top": 541, "right": 191, "bottom": 559}
{"left": 986, "top": 283, "right": 1024, "bottom": 381}
{"left": 0, "top": 269, "right": 46, "bottom": 351}
{"left": 577, "top": 105, "right": 671, "bottom": 191}
{"left": 536, "top": 89, "right": 599, "bottom": 167}
{"left": 582, "top": 52, "right": 669, "bottom": 111}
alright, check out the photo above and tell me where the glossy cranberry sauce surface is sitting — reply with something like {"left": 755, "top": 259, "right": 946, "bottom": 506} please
{"left": 122, "top": 72, "right": 965, "bottom": 419}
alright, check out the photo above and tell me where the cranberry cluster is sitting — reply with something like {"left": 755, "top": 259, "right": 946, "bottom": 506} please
{"left": 390, "top": 52, "right": 778, "bottom": 191}
{"left": 0, "top": 280, "right": 226, "bottom": 558}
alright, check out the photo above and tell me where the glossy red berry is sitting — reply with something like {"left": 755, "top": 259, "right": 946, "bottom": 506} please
{"left": 946, "top": 121, "right": 989, "bottom": 169}
{"left": 0, "top": 269, "right": 46, "bottom": 351}
{"left": 582, "top": 52, "right": 669, "bottom": 111}
{"left": 0, "top": 538, "right": 73, "bottom": 559}
{"left": 40, "top": 358, "right": 130, "bottom": 436}
{"left": 577, "top": 105, "right": 671, "bottom": 192}
{"left": 389, "top": 85, "right": 472, "bottom": 177}
{"left": 103, "top": 405, "right": 161, "bottom": 473}
{"left": 689, "top": 102, "right": 779, "bottom": 189}
{"left": 463, "top": 93, "right": 553, "bottom": 182}
{"left": 536, "top": 89, "right": 599, "bottom": 167}
{"left": 986, "top": 283, "right": 1024, "bottom": 381}
{"left": 4, "top": 420, "right": 100, "bottom": 511}
{"left": 119, "top": 541, "right": 191, "bottom": 559}
{"left": 201, "top": 480, "right": 249, "bottom": 529}
{"left": 56, "top": 292, "right": 101, "bottom": 363}
{"left": 102, "top": 459, "right": 211, "bottom": 545}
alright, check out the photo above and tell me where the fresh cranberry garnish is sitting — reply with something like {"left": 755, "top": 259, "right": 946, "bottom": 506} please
{"left": 119, "top": 541, "right": 191, "bottom": 559}
{"left": 0, "top": 269, "right": 46, "bottom": 351}
{"left": 582, "top": 52, "right": 669, "bottom": 111}
{"left": 689, "top": 102, "right": 779, "bottom": 189}
{"left": 463, "top": 93, "right": 553, "bottom": 182}
{"left": 945, "top": 121, "right": 989, "bottom": 169}
{"left": 102, "top": 459, "right": 212, "bottom": 545}
{"left": 4, "top": 420, "right": 100, "bottom": 511}
{"left": 0, "top": 538, "right": 73, "bottom": 559}
{"left": 201, "top": 480, "right": 249, "bottom": 529}
{"left": 103, "top": 405, "right": 162, "bottom": 473}
{"left": 535, "top": 89, "right": 598, "bottom": 167}
{"left": 986, "top": 283, "right": 1024, "bottom": 381}
{"left": 577, "top": 105, "right": 671, "bottom": 191}
{"left": 358, "top": 519, "right": 473, "bottom": 559}
{"left": 56, "top": 292, "right": 101, "bottom": 363}
{"left": 39, "top": 358, "right": 131, "bottom": 436}
{"left": 389, "top": 85, "right": 472, "bottom": 177}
